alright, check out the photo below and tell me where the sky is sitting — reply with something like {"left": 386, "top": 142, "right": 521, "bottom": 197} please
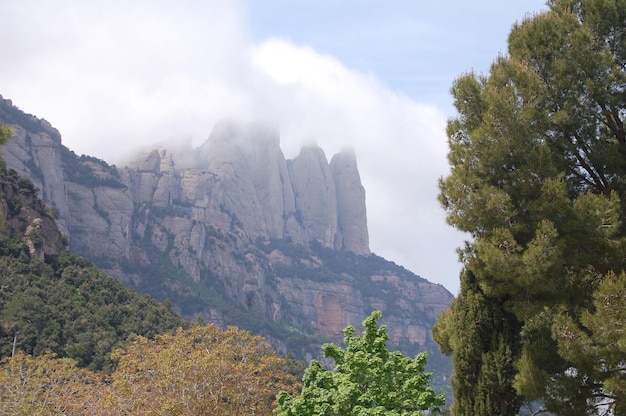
{"left": 0, "top": 0, "right": 548, "bottom": 294}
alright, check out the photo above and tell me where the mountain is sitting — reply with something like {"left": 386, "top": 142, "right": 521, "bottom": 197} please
{"left": 0, "top": 95, "right": 452, "bottom": 371}
{"left": 0, "top": 154, "right": 187, "bottom": 372}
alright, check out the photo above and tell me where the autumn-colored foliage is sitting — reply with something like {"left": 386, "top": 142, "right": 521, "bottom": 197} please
{"left": 0, "top": 352, "right": 110, "bottom": 415}
{"left": 0, "top": 324, "right": 299, "bottom": 415}
{"left": 109, "top": 324, "right": 299, "bottom": 415}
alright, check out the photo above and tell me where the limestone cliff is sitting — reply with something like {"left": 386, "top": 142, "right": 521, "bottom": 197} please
{"left": 330, "top": 149, "right": 369, "bottom": 255}
{"left": 0, "top": 167, "right": 66, "bottom": 260}
{"left": 0, "top": 95, "right": 453, "bottom": 381}
{"left": 288, "top": 146, "right": 338, "bottom": 249}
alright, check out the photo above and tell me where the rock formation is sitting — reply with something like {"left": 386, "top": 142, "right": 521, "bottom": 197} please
{"left": 0, "top": 168, "right": 66, "bottom": 260}
{"left": 0, "top": 95, "right": 453, "bottom": 377}
{"left": 329, "top": 149, "right": 369, "bottom": 254}
{"left": 288, "top": 146, "right": 338, "bottom": 249}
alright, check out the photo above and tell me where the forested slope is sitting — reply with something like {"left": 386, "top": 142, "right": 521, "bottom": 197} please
{"left": 0, "top": 245, "right": 187, "bottom": 372}
{"left": 0, "top": 143, "right": 187, "bottom": 371}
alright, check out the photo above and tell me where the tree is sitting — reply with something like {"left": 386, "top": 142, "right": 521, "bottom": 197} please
{"left": 435, "top": 0, "right": 626, "bottom": 414}
{"left": 0, "top": 352, "right": 109, "bottom": 416}
{"left": 433, "top": 270, "right": 521, "bottom": 416}
{"left": 552, "top": 271, "right": 626, "bottom": 415}
{"left": 109, "top": 324, "right": 299, "bottom": 415}
{"left": 276, "top": 311, "right": 445, "bottom": 415}
{"left": 0, "top": 324, "right": 300, "bottom": 416}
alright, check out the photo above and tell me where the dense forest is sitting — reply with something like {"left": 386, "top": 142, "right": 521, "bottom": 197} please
{"left": 0, "top": 244, "right": 187, "bottom": 372}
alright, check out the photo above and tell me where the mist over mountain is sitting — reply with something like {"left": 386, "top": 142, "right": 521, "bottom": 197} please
{"left": 0, "top": 95, "right": 453, "bottom": 389}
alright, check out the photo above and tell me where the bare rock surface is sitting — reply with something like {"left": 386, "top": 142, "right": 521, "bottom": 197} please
{"left": 0, "top": 95, "right": 453, "bottom": 363}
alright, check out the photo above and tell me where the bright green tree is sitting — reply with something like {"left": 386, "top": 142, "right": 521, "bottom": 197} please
{"left": 276, "top": 311, "right": 445, "bottom": 416}
{"left": 435, "top": 0, "right": 626, "bottom": 414}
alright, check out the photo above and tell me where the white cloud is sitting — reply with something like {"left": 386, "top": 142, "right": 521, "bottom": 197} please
{"left": 0, "top": 0, "right": 464, "bottom": 292}
{"left": 250, "top": 39, "right": 465, "bottom": 291}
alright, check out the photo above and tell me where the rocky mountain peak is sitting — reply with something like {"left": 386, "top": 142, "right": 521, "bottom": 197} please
{"left": 288, "top": 146, "right": 337, "bottom": 249}
{"left": 330, "top": 148, "right": 369, "bottom": 255}
{"left": 0, "top": 99, "right": 452, "bottom": 389}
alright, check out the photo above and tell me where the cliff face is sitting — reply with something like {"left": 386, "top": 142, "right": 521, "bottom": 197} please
{"left": 0, "top": 96, "right": 453, "bottom": 365}
{"left": 329, "top": 149, "right": 369, "bottom": 254}
{"left": 0, "top": 168, "right": 66, "bottom": 260}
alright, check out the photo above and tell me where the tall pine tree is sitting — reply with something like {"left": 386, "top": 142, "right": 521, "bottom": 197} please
{"left": 434, "top": 270, "right": 521, "bottom": 415}
{"left": 435, "top": 1, "right": 626, "bottom": 414}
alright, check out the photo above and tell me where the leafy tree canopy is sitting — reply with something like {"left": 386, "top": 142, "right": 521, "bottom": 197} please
{"left": 276, "top": 311, "right": 445, "bottom": 415}
{"left": 0, "top": 324, "right": 300, "bottom": 416}
{"left": 0, "top": 352, "right": 107, "bottom": 415}
{"left": 435, "top": 0, "right": 626, "bottom": 414}
{"left": 110, "top": 324, "right": 299, "bottom": 415}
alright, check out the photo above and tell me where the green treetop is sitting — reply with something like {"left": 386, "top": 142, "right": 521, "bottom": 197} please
{"left": 276, "top": 310, "right": 445, "bottom": 416}
{"left": 435, "top": 0, "right": 626, "bottom": 414}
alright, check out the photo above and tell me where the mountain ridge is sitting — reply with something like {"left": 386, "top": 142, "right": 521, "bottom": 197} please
{"left": 0, "top": 95, "right": 452, "bottom": 370}
{"left": 0, "top": 153, "right": 187, "bottom": 372}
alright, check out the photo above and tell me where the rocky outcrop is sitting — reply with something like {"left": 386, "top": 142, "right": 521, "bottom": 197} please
{"left": 330, "top": 149, "right": 369, "bottom": 255}
{"left": 0, "top": 168, "right": 66, "bottom": 259}
{"left": 0, "top": 96, "right": 452, "bottom": 367}
{"left": 198, "top": 120, "right": 299, "bottom": 241}
{"left": 0, "top": 112, "right": 70, "bottom": 236}
{"left": 115, "top": 119, "right": 369, "bottom": 258}
{"left": 288, "top": 146, "right": 338, "bottom": 249}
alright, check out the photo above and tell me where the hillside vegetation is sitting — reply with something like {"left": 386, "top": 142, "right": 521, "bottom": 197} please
{"left": 0, "top": 124, "right": 305, "bottom": 414}
{"left": 0, "top": 325, "right": 299, "bottom": 415}
{"left": 0, "top": 144, "right": 187, "bottom": 371}
{"left": 0, "top": 243, "right": 187, "bottom": 372}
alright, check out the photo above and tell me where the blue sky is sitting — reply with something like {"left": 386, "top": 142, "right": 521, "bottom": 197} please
{"left": 244, "top": 1, "right": 547, "bottom": 108}
{"left": 0, "top": 0, "right": 548, "bottom": 293}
